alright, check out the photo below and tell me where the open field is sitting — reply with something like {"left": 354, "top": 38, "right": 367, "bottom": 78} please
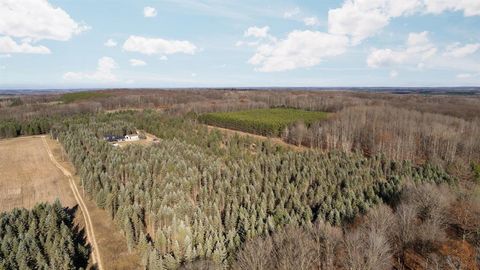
{"left": 199, "top": 108, "right": 328, "bottom": 136}
{"left": 0, "top": 136, "right": 76, "bottom": 211}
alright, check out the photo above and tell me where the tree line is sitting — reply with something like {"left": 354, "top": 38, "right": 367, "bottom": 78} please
{"left": 0, "top": 117, "right": 52, "bottom": 138}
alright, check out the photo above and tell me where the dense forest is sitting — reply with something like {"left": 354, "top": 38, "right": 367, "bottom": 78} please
{"left": 51, "top": 111, "right": 475, "bottom": 269}
{"left": 0, "top": 201, "right": 90, "bottom": 269}
{"left": 1, "top": 89, "right": 479, "bottom": 269}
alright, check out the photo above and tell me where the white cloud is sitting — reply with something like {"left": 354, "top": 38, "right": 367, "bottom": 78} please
{"left": 248, "top": 30, "right": 349, "bottom": 72}
{"left": 367, "top": 31, "right": 436, "bottom": 68}
{"left": 283, "top": 7, "right": 300, "bottom": 18}
{"left": 238, "top": 26, "right": 276, "bottom": 47}
{"left": 123, "top": 35, "right": 197, "bottom": 55}
{"left": 456, "top": 73, "right": 474, "bottom": 78}
{"left": 366, "top": 31, "right": 480, "bottom": 76}
{"left": 191, "top": 73, "right": 197, "bottom": 77}
{"left": 328, "top": 0, "right": 479, "bottom": 45}
{"left": 303, "top": 17, "right": 320, "bottom": 26}
{"left": 63, "top": 57, "right": 118, "bottom": 82}
{"left": 328, "top": 1, "right": 391, "bottom": 44}
{"left": 159, "top": 55, "right": 168, "bottom": 61}
{"left": 235, "top": 40, "right": 260, "bottom": 47}
{"left": 143, "top": 6, "right": 157, "bottom": 17}
{"left": 0, "top": 36, "right": 50, "bottom": 54}
{"left": 104, "top": 39, "right": 117, "bottom": 47}
{"left": 0, "top": 54, "right": 12, "bottom": 58}
{"left": 405, "top": 31, "right": 437, "bottom": 58}
{"left": 390, "top": 70, "right": 399, "bottom": 78}
{"left": 0, "top": 0, "right": 89, "bottom": 41}
{"left": 388, "top": 0, "right": 422, "bottom": 17}
{"left": 0, "top": 65, "right": 5, "bottom": 70}
{"left": 367, "top": 49, "right": 407, "bottom": 68}
{"left": 424, "top": 0, "right": 480, "bottom": 16}
{"left": 444, "top": 43, "right": 480, "bottom": 58}
{"left": 63, "top": 72, "right": 80, "bottom": 80}
{"left": 244, "top": 26, "right": 270, "bottom": 38}
{"left": 129, "top": 58, "right": 147, "bottom": 66}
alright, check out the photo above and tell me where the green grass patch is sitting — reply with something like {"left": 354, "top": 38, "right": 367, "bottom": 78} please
{"left": 199, "top": 108, "right": 328, "bottom": 136}
{"left": 60, "top": 91, "right": 111, "bottom": 103}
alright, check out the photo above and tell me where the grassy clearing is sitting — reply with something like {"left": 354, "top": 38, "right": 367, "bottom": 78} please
{"left": 61, "top": 91, "right": 111, "bottom": 103}
{"left": 199, "top": 108, "right": 328, "bottom": 136}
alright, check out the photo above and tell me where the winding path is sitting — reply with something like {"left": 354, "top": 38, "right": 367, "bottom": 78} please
{"left": 41, "top": 136, "right": 104, "bottom": 270}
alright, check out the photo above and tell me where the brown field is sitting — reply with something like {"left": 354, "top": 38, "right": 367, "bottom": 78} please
{"left": 0, "top": 136, "right": 76, "bottom": 211}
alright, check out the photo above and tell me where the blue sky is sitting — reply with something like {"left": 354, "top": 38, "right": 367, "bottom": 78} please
{"left": 0, "top": 0, "right": 479, "bottom": 89}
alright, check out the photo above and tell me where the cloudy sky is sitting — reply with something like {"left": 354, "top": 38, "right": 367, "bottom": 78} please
{"left": 1, "top": 0, "right": 480, "bottom": 89}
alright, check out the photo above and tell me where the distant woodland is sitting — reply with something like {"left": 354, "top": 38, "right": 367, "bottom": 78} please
{"left": 0, "top": 89, "right": 479, "bottom": 269}
{"left": 2, "top": 89, "right": 479, "bottom": 166}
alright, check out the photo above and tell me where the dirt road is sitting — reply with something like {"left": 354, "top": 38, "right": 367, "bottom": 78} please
{"left": 42, "top": 136, "right": 104, "bottom": 270}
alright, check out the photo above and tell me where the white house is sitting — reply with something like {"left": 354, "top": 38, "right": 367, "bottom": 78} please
{"left": 125, "top": 134, "right": 140, "bottom": 141}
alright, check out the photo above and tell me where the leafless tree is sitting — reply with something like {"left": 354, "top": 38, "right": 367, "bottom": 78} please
{"left": 233, "top": 237, "right": 273, "bottom": 270}
{"left": 449, "top": 193, "right": 480, "bottom": 242}
{"left": 344, "top": 204, "right": 394, "bottom": 270}
{"left": 272, "top": 226, "right": 316, "bottom": 270}
{"left": 394, "top": 202, "right": 418, "bottom": 253}
{"left": 310, "top": 220, "right": 343, "bottom": 270}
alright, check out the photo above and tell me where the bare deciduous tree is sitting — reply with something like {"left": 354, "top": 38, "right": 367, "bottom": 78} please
{"left": 310, "top": 220, "right": 343, "bottom": 270}
{"left": 272, "top": 226, "right": 316, "bottom": 270}
{"left": 233, "top": 237, "right": 273, "bottom": 270}
{"left": 344, "top": 204, "right": 394, "bottom": 270}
